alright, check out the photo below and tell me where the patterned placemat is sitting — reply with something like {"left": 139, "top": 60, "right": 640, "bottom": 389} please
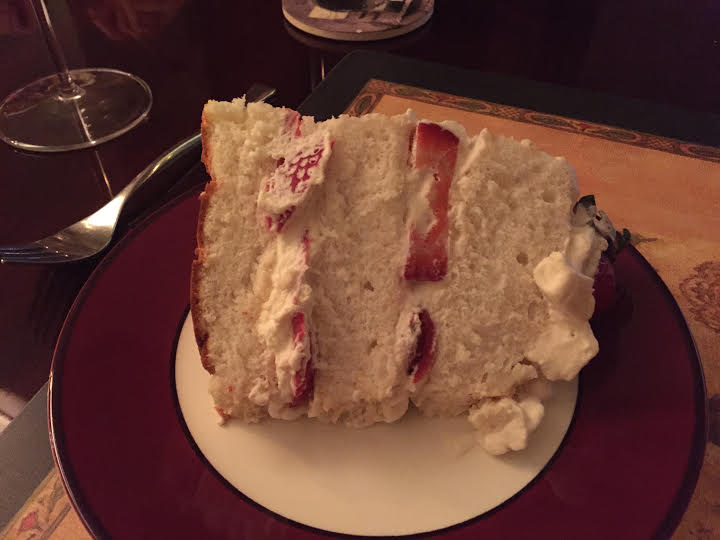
{"left": 3, "top": 80, "right": 718, "bottom": 540}
{"left": 0, "top": 468, "right": 87, "bottom": 540}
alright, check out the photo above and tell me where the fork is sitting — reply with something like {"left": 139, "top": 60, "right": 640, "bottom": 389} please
{"left": 0, "top": 83, "right": 276, "bottom": 264}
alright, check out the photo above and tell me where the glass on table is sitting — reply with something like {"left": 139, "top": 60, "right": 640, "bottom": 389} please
{"left": 0, "top": 0, "right": 152, "bottom": 152}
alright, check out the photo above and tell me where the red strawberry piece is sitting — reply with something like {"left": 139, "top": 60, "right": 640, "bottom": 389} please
{"left": 290, "top": 358, "right": 315, "bottom": 407}
{"left": 407, "top": 309, "right": 437, "bottom": 383}
{"left": 405, "top": 229, "right": 447, "bottom": 281}
{"left": 287, "top": 146, "right": 326, "bottom": 193}
{"left": 284, "top": 110, "right": 302, "bottom": 137}
{"left": 289, "top": 311, "right": 315, "bottom": 406}
{"left": 592, "top": 253, "right": 616, "bottom": 317}
{"left": 261, "top": 142, "right": 332, "bottom": 233}
{"left": 404, "top": 122, "right": 459, "bottom": 281}
{"left": 291, "top": 312, "right": 306, "bottom": 345}
{"left": 407, "top": 128, "right": 415, "bottom": 165}
{"left": 266, "top": 207, "right": 296, "bottom": 232}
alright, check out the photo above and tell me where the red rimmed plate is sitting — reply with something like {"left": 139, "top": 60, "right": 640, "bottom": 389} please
{"left": 48, "top": 188, "right": 706, "bottom": 540}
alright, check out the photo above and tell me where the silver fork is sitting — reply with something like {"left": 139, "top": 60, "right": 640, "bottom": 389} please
{"left": 0, "top": 84, "right": 276, "bottom": 264}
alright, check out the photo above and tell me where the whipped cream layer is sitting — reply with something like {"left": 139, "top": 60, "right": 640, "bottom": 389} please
{"left": 256, "top": 117, "right": 332, "bottom": 420}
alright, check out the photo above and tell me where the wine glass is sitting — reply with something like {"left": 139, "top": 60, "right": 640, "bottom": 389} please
{"left": 0, "top": 0, "right": 152, "bottom": 152}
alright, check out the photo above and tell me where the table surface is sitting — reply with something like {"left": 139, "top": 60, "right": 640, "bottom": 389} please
{"left": 0, "top": 0, "right": 719, "bottom": 536}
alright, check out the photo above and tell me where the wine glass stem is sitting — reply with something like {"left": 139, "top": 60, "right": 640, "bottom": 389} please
{"left": 30, "top": 0, "right": 83, "bottom": 99}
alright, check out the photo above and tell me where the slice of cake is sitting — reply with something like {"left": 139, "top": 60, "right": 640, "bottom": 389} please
{"left": 191, "top": 98, "right": 605, "bottom": 453}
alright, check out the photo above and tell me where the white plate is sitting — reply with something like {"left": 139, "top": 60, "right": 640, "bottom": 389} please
{"left": 175, "top": 313, "right": 577, "bottom": 536}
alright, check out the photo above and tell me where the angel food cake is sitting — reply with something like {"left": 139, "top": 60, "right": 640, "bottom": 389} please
{"left": 190, "top": 98, "right": 607, "bottom": 455}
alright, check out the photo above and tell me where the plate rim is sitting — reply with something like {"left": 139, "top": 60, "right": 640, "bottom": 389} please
{"left": 47, "top": 186, "right": 203, "bottom": 540}
{"left": 47, "top": 187, "right": 708, "bottom": 540}
{"left": 630, "top": 248, "right": 708, "bottom": 539}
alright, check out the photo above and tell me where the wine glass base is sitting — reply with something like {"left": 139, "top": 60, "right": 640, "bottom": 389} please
{"left": 0, "top": 68, "right": 152, "bottom": 153}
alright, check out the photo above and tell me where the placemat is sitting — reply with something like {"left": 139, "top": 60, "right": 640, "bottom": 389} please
{"left": 3, "top": 80, "right": 718, "bottom": 540}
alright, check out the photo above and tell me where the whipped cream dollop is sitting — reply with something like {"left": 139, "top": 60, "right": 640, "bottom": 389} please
{"left": 469, "top": 395, "right": 545, "bottom": 455}
{"left": 526, "top": 225, "right": 606, "bottom": 380}
{"left": 468, "top": 223, "right": 606, "bottom": 454}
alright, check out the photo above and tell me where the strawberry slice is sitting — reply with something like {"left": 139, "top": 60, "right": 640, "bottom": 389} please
{"left": 407, "top": 309, "right": 436, "bottom": 383}
{"left": 290, "top": 359, "right": 314, "bottom": 407}
{"left": 265, "top": 207, "right": 295, "bottom": 233}
{"left": 592, "top": 253, "right": 616, "bottom": 317}
{"left": 289, "top": 311, "right": 315, "bottom": 406}
{"left": 291, "top": 311, "right": 307, "bottom": 345}
{"left": 262, "top": 143, "right": 330, "bottom": 232}
{"left": 284, "top": 110, "right": 302, "bottom": 137}
{"left": 404, "top": 122, "right": 459, "bottom": 281}
{"left": 259, "top": 110, "right": 333, "bottom": 233}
